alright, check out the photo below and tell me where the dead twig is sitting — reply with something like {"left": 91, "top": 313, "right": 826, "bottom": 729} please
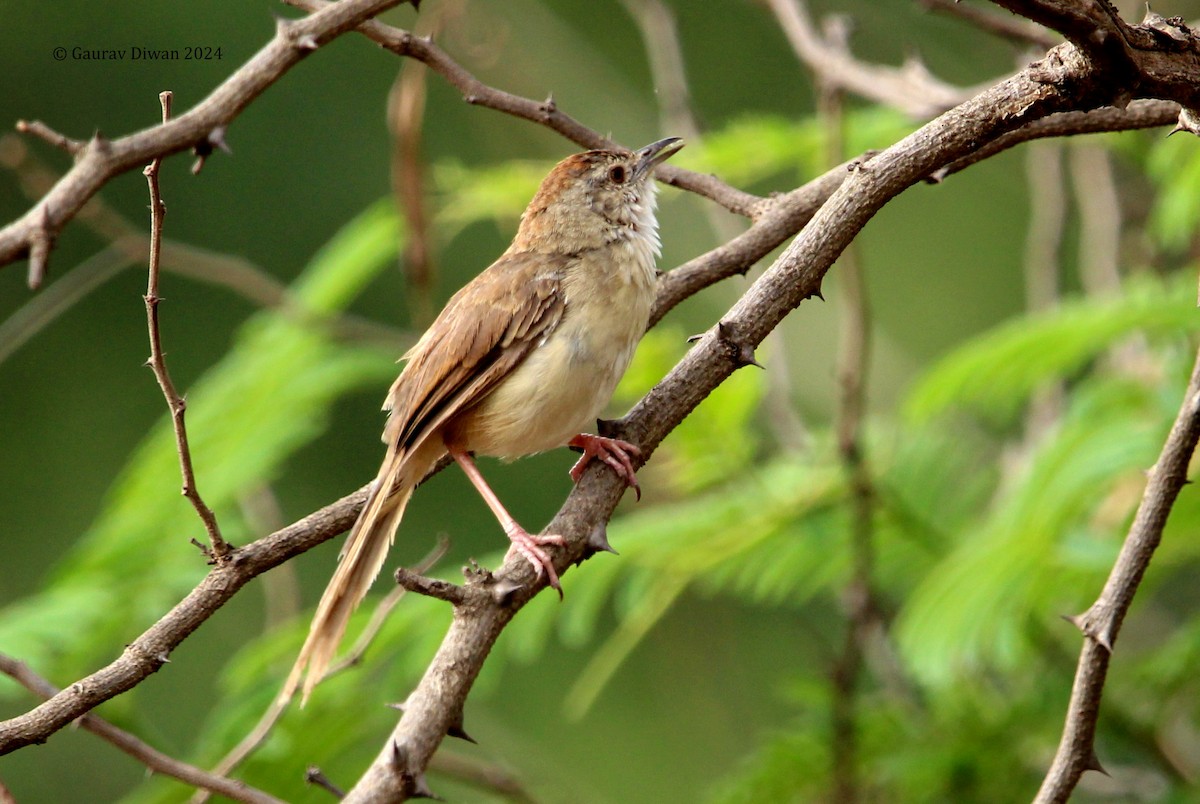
{"left": 141, "top": 91, "right": 229, "bottom": 560}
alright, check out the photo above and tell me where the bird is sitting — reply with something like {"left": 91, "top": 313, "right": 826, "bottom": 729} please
{"left": 282, "top": 136, "right": 684, "bottom": 704}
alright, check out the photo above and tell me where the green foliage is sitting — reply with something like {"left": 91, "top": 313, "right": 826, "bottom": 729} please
{"left": 904, "top": 275, "right": 1198, "bottom": 426}
{"left": 9, "top": 132, "right": 1200, "bottom": 804}
{"left": 683, "top": 109, "right": 914, "bottom": 187}
{"left": 1145, "top": 133, "right": 1200, "bottom": 252}
{"left": 0, "top": 200, "right": 403, "bottom": 694}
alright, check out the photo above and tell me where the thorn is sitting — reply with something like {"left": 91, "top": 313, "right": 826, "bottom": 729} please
{"left": 686, "top": 332, "right": 704, "bottom": 343}
{"left": 208, "top": 126, "right": 232, "bottom": 154}
{"left": 447, "top": 712, "right": 477, "bottom": 744}
{"left": 89, "top": 132, "right": 111, "bottom": 154}
{"left": 464, "top": 94, "right": 480, "bottom": 105}
{"left": 489, "top": 577, "right": 524, "bottom": 606}
{"left": 304, "top": 766, "right": 345, "bottom": 799}
{"left": 408, "top": 0, "right": 422, "bottom": 9}
{"left": 1085, "top": 749, "right": 1110, "bottom": 776}
{"left": 810, "top": 287, "right": 825, "bottom": 301}
{"left": 585, "top": 522, "right": 619, "bottom": 556}
{"left": 389, "top": 739, "right": 407, "bottom": 769}
{"left": 411, "top": 772, "right": 441, "bottom": 800}
{"left": 296, "top": 34, "right": 319, "bottom": 51}
{"left": 1062, "top": 612, "right": 1087, "bottom": 633}
{"left": 716, "top": 320, "right": 763, "bottom": 369}
{"left": 1169, "top": 108, "right": 1200, "bottom": 137}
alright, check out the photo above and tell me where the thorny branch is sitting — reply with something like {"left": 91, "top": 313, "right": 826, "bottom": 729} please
{"left": 0, "top": 0, "right": 413, "bottom": 287}
{"left": 344, "top": 5, "right": 1200, "bottom": 801}
{"left": 141, "top": 91, "right": 229, "bottom": 560}
{"left": 1035, "top": 344, "right": 1200, "bottom": 802}
{"left": 0, "top": 485, "right": 370, "bottom": 754}
{"left": 2, "top": 1, "right": 1200, "bottom": 802}
{"left": 0, "top": 654, "right": 283, "bottom": 804}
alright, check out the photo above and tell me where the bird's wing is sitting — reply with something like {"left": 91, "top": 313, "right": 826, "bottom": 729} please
{"left": 383, "top": 250, "right": 569, "bottom": 453}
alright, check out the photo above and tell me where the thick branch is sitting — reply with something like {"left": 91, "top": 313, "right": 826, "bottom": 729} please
{"left": 343, "top": 40, "right": 1101, "bottom": 804}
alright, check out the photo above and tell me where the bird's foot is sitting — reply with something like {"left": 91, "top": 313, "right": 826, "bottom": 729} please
{"left": 504, "top": 527, "right": 567, "bottom": 596}
{"left": 568, "top": 433, "right": 642, "bottom": 500}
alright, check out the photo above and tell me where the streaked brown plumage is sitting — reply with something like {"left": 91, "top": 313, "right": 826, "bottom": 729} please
{"left": 283, "top": 137, "right": 683, "bottom": 704}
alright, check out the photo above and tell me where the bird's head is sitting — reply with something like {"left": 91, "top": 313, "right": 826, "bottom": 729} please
{"left": 513, "top": 137, "right": 684, "bottom": 255}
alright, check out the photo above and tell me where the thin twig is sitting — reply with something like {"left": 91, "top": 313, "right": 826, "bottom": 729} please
{"left": 282, "top": 0, "right": 765, "bottom": 219}
{"left": 620, "top": 0, "right": 745, "bottom": 244}
{"left": 764, "top": 0, "right": 978, "bottom": 118}
{"left": 1036, "top": 344, "right": 1200, "bottom": 802}
{"left": 821, "top": 67, "right": 877, "bottom": 804}
{"left": 0, "top": 654, "right": 284, "bottom": 804}
{"left": 387, "top": 6, "right": 444, "bottom": 329}
{"left": 327, "top": 535, "right": 452, "bottom": 675}
{"left": 428, "top": 751, "right": 540, "bottom": 804}
{"left": 14, "top": 119, "right": 84, "bottom": 155}
{"left": 1068, "top": 142, "right": 1122, "bottom": 296}
{"left": 142, "top": 91, "right": 229, "bottom": 560}
{"left": 305, "top": 767, "right": 346, "bottom": 799}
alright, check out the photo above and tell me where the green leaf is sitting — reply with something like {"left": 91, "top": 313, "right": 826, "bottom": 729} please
{"left": 904, "top": 276, "right": 1197, "bottom": 425}
{"left": 897, "top": 379, "right": 1167, "bottom": 686}
{"left": 0, "top": 201, "right": 404, "bottom": 686}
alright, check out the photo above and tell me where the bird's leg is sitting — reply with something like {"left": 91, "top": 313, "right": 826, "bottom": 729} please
{"left": 449, "top": 448, "right": 566, "bottom": 593}
{"left": 567, "top": 433, "right": 642, "bottom": 501}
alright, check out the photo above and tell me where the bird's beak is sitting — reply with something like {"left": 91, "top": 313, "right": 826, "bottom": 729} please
{"left": 632, "top": 137, "right": 684, "bottom": 181}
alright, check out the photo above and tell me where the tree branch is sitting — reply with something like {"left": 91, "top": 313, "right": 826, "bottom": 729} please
{"left": 0, "top": 654, "right": 284, "bottom": 804}
{"left": 342, "top": 27, "right": 1133, "bottom": 803}
{"left": 141, "top": 90, "right": 229, "bottom": 560}
{"left": 1035, "top": 344, "right": 1200, "bottom": 802}
{"left": 764, "top": 0, "right": 978, "bottom": 118}
{"left": 0, "top": 0, "right": 409, "bottom": 287}
{"left": 0, "top": 485, "right": 369, "bottom": 754}
{"left": 281, "top": 0, "right": 764, "bottom": 218}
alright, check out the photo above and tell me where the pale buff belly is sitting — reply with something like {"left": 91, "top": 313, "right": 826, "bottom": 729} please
{"left": 459, "top": 316, "right": 641, "bottom": 458}
{"left": 458, "top": 280, "right": 653, "bottom": 458}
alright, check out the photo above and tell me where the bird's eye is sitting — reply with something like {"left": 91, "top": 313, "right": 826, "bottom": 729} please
{"left": 608, "top": 165, "right": 627, "bottom": 183}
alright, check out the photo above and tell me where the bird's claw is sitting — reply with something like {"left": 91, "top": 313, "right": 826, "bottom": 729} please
{"left": 504, "top": 528, "right": 567, "bottom": 597}
{"left": 567, "top": 433, "right": 642, "bottom": 501}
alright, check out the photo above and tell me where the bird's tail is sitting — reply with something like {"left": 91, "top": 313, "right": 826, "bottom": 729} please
{"left": 280, "top": 445, "right": 429, "bottom": 706}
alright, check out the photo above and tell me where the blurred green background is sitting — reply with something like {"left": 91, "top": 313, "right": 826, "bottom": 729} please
{"left": 3, "top": 0, "right": 1200, "bottom": 801}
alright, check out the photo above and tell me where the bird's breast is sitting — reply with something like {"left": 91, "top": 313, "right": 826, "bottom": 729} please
{"left": 459, "top": 242, "right": 657, "bottom": 459}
